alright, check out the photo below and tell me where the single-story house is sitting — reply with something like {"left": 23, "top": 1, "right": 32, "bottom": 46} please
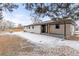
{"left": 24, "top": 18, "right": 76, "bottom": 38}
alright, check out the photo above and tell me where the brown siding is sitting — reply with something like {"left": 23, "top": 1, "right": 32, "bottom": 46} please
{"left": 49, "top": 24, "right": 64, "bottom": 34}
{"left": 48, "top": 24, "right": 74, "bottom": 35}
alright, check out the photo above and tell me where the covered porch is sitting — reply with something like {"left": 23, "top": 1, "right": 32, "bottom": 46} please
{"left": 40, "top": 24, "right": 64, "bottom": 38}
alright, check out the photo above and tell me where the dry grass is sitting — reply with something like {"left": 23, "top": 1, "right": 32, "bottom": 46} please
{"left": 0, "top": 35, "right": 79, "bottom": 56}
{"left": 67, "top": 35, "right": 79, "bottom": 41}
{"left": 18, "top": 46, "right": 79, "bottom": 56}
{"left": 0, "top": 35, "right": 34, "bottom": 56}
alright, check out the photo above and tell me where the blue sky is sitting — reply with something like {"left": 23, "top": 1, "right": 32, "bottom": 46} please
{"left": 3, "top": 3, "right": 79, "bottom": 26}
{"left": 3, "top": 4, "right": 32, "bottom": 26}
{"left": 3, "top": 4, "right": 50, "bottom": 26}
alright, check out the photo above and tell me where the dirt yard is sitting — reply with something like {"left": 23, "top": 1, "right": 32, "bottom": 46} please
{"left": 67, "top": 35, "right": 79, "bottom": 41}
{"left": 0, "top": 35, "right": 79, "bottom": 56}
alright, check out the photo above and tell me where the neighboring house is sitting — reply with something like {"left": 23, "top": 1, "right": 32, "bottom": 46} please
{"left": 24, "top": 18, "right": 76, "bottom": 38}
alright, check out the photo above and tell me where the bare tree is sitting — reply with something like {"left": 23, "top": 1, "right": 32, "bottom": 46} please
{"left": 0, "top": 20, "right": 15, "bottom": 31}
{"left": 24, "top": 3, "right": 79, "bottom": 39}
{"left": 31, "top": 16, "right": 42, "bottom": 24}
{"left": 0, "top": 3, "right": 18, "bottom": 20}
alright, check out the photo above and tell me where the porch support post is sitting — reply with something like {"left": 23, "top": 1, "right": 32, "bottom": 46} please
{"left": 64, "top": 22, "right": 67, "bottom": 39}
{"left": 48, "top": 24, "right": 50, "bottom": 33}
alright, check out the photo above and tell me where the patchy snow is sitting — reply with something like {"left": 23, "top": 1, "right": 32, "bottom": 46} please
{"left": 1, "top": 32, "right": 79, "bottom": 51}
{"left": 57, "top": 40, "right": 79, "bottom": 51}
{"left": 0, "top": 32, "right": 12, "bottom": 35}
{"left": 75, "top": 31, "right": 79, "bottom": 34}
{"left": 11, "top": 32, "right": 79, "bottom": 51}
{"left": 12, "top": 32, "right": 64, "bottom": 46}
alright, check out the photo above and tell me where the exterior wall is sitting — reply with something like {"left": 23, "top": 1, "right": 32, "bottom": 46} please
{"left": 24, "top": 24, "right": 75, "bottom": 36}
{"left": 70, "top": 24, "right": 75, "bottom": 35}
{"left": 66, "top": 24, "right": 71, "bottom": 35}
{"left": 66, "top": 24, "right": 75, "bottom": 36}
{"left": 49, "top": 24, "right": 64, "bottom": 34}
{"left": 24, "top": 25, "right": 41, "bottom": 33}
{"left": 49, "top": 24, "right": 75, "bottom": 35}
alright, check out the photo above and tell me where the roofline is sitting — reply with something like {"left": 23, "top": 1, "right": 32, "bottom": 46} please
{"left": 24, "top": 19, "right": 76, "bottom": 27}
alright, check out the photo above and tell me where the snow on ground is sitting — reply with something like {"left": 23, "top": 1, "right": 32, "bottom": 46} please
{"left": 12, "top": 32, "right": 63, "bottom": 46}
{"left": 1, "top": 32, "right": 79, "bottom": 51}
{"left": 11, "top": 32, "right": 79, "bottom": 51}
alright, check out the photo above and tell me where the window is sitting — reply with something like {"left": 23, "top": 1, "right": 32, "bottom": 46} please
{"left": 29, "top": 26, "right": 30, "bottom": 29}
{"left": 32, "top": 26, "right": 34, "bottom": 29}
{"left": 55, "top": 24, "right": 60, "bottom": 29}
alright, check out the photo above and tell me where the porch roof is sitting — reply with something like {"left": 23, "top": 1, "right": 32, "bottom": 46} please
{"left": 24, "top": 19, "right": 76, "bottom": 27}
